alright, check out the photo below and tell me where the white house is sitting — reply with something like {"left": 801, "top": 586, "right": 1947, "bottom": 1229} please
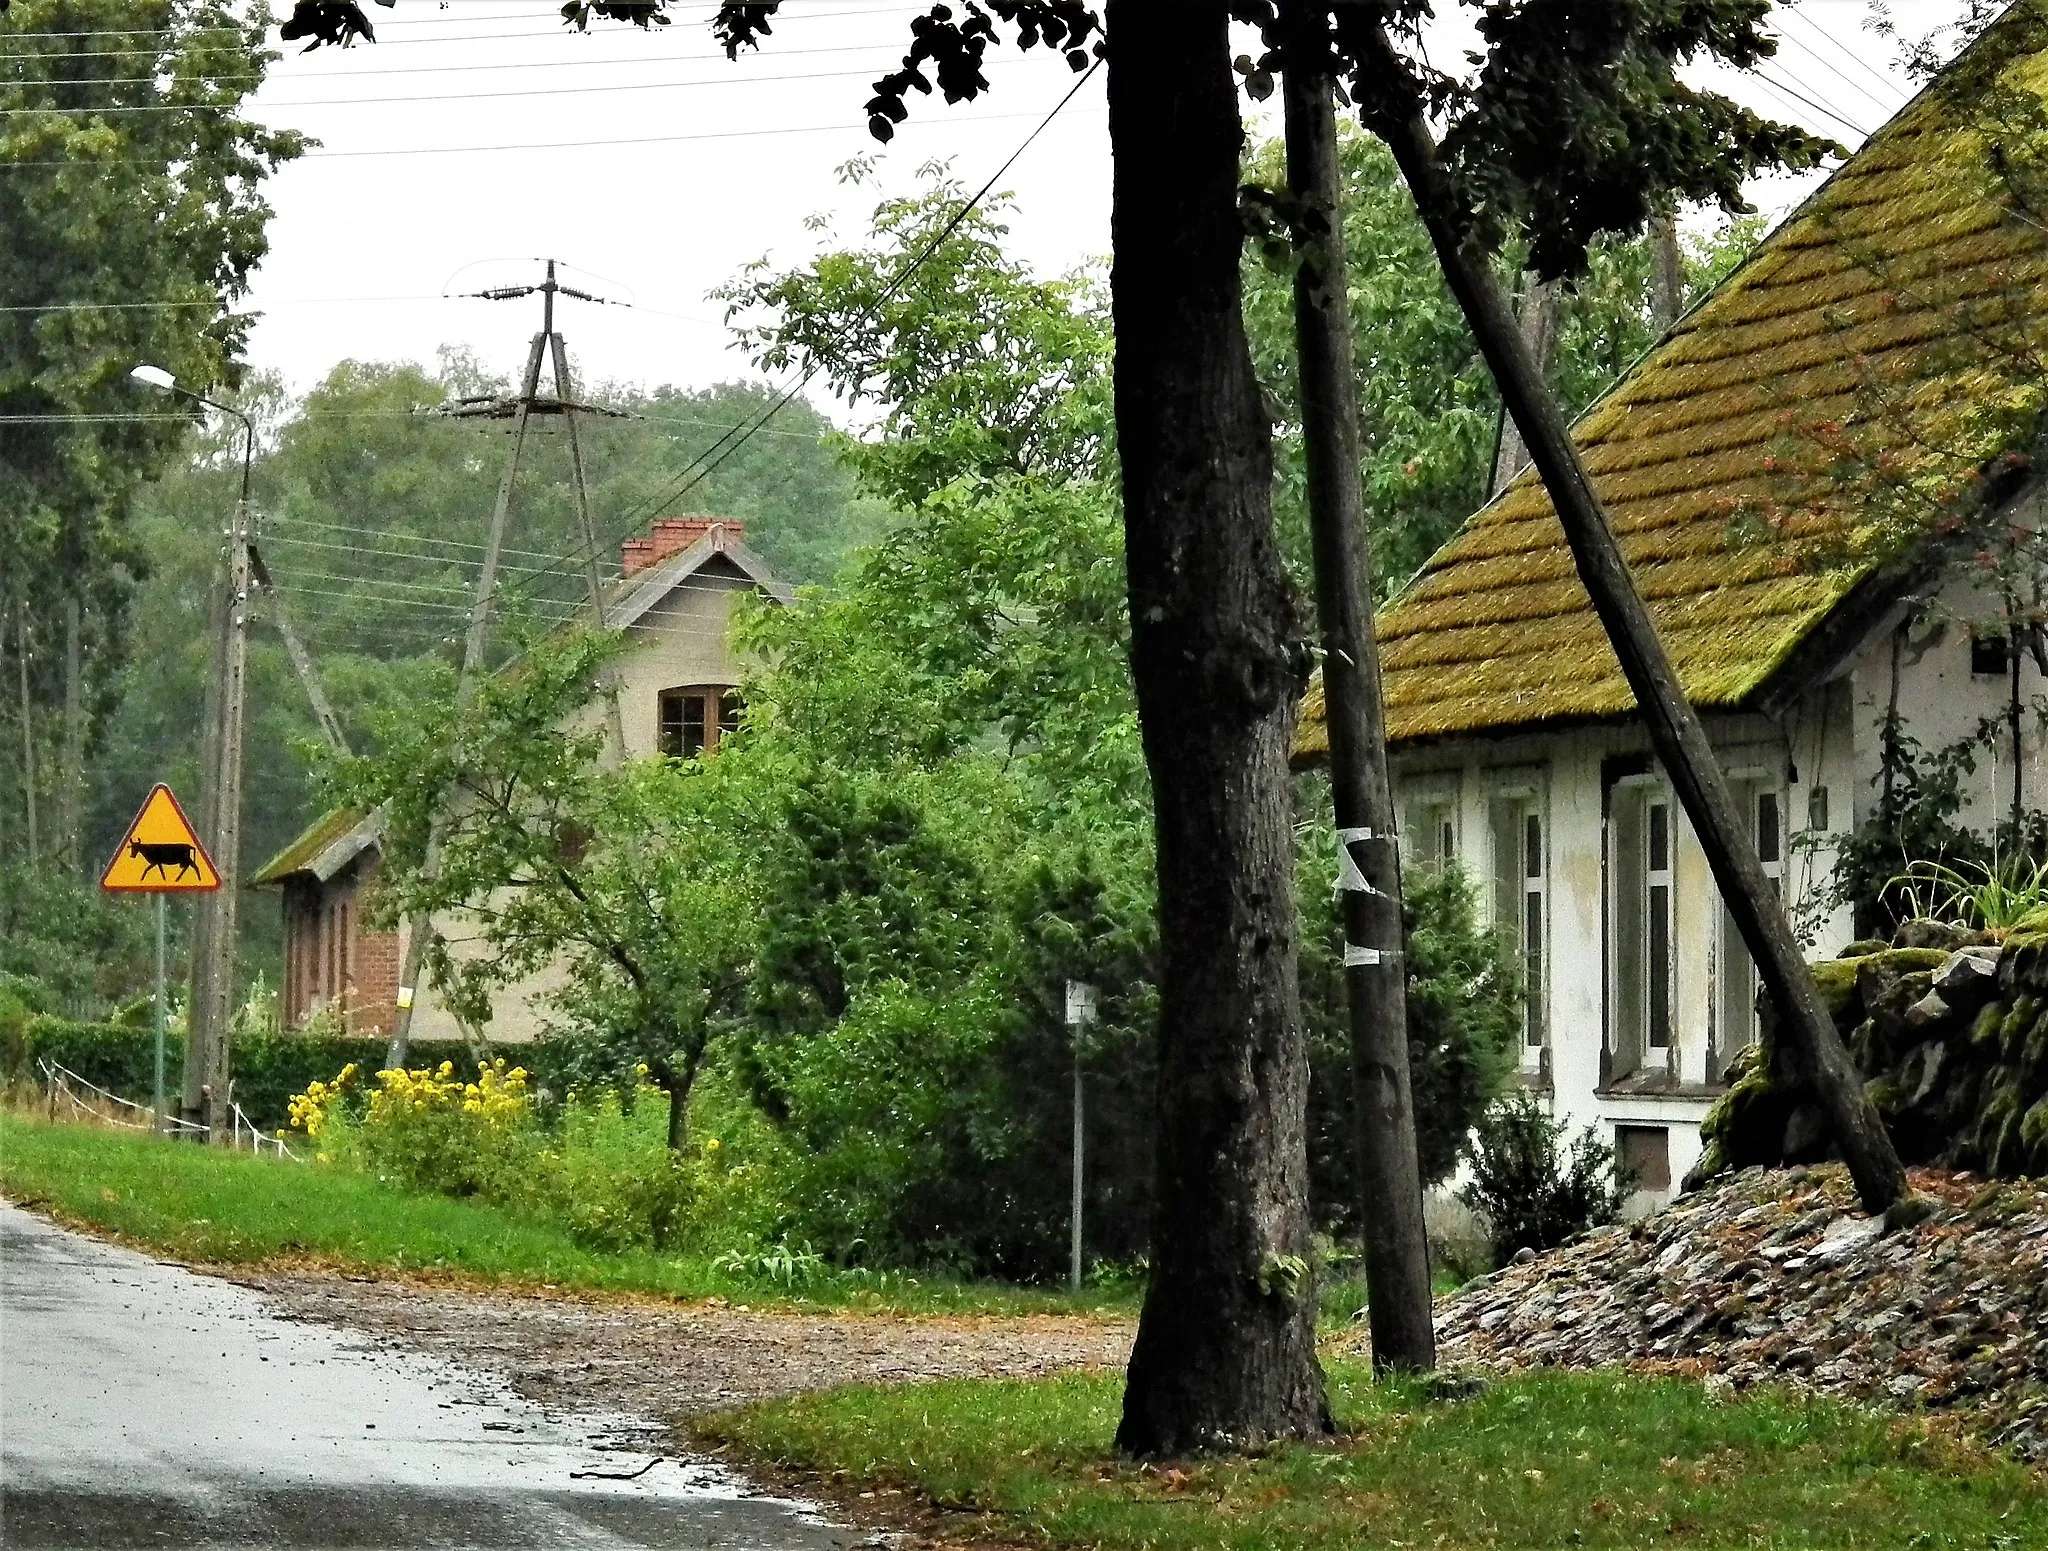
{"left": 253, "top": 516, "right": 790, "bottom": 1043}
{"left": 1296, "top": 11, "right": 2048, "bottom": 1202}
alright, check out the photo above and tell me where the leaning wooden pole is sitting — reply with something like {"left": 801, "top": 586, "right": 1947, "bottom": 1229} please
{"left": 384, "top": 330, "right": 546, "bottom": 1070}
{"left": 1281, "top": 7, "right": 1435, "bottom": 1373}
{"left": 1366, "top": 63, "right": 1907, "bottom": 1213}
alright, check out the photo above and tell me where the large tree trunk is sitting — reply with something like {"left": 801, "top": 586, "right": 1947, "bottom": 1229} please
{"left": 1109, "top": 0, "right": 1332, "bottom": 1456}
{"left": 1368, "top": 74, "right": 1909, "bottom": 1215}
{"left": 1280, "top": 10, "right": 1435, "bottom": 1376}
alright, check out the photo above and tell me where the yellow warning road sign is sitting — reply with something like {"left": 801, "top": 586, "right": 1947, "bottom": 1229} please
{"left": 100, "top": 784, "right": 220, "bottom": 893}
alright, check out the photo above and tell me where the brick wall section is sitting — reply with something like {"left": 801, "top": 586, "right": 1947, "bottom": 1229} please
{"left": 620, "top": 516, "right": 746, "bottom": 577}
{"left": 278, "top": 856, "right": 401, "bottom": 1039}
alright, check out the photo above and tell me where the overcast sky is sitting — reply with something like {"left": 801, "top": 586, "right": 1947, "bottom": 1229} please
{"left": 220, "top": 0, "right": 1958, "bottom": 405}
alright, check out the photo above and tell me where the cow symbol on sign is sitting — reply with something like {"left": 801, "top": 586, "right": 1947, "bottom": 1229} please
{"left": 127, "top": 839, "right": 201, "bottom": 883}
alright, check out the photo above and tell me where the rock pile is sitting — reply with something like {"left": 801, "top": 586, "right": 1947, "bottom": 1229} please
{"left": 1697, "top": 912, "right": 2048, "bottom": 1183}
{"left": 1431, "top": 1165, "right": 2048, "bottom": 1462}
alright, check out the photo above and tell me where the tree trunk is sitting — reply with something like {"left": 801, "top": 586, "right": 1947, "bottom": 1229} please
{"left": 1280, "top": 9, "right": 1435, "bottom": 1376}
{"left": 1650, "top": 214, "right": 1685, "bottom": 332}
{"left": 1109, "top": 0, "right": 1331, "bottom": 1456}
{"left": 1372, "top": 86, "right": 1909, "bottom": 1215}
{"left": 665, "top": 1078, "right": 688, "bottom": 1152}
{"left": 1489, "top": 278, "right": 1557, "bottom": 497}
{"left": 62, "top": 596, "right": 82, "bottom": 875}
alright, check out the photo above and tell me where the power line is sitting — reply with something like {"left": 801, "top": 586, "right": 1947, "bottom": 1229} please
{"left": 1752, "top": 64, "right": 1871, "bottom": 141}
{"left": 499, "top": 55, "right": 1103, "bottom": 614}
{"left": 0, "top": 103, "right": 1100, "bottom": 165}
{"left": 0, "top": 53, "right": 1044, "bottom": 114}
{"left": 0, "top": 36, "right": 913, "bottom": 84}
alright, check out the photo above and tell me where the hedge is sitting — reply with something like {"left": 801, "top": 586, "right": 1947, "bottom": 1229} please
{"left": 0, "top": 1017, "right": 554, "bottom": 1133}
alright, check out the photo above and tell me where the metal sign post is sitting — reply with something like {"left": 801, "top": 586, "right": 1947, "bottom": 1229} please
{"left": 1064, "top": 980, "right": 1097, "bottom": 1292}
{"left": 100, "top": 783, "right": 220, "bottom": 1138}
{"left": 153, "top": 894, "right": 167, "bottom": 1133}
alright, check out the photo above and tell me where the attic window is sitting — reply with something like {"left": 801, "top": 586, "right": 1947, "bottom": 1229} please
{"left": 1972, "top": 632, "right": 2013, "bottom": 677}
{"left": 659, "top": 685, "right": 744, "bottom": 759}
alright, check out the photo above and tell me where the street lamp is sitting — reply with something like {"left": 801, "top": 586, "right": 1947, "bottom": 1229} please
{"left": 131, "top": 362, "right": 255, "bottom": 1142}
{"left": 130, "top": 364, "right": 254, "bottom": 504}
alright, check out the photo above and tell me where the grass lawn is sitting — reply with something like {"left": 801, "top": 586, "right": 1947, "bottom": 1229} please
{"left": 694, "top": 1367, "right": 2047, "bottom": 1549}
{"left": 0, "top": 1113, "right": 1126, "bottom": 1317}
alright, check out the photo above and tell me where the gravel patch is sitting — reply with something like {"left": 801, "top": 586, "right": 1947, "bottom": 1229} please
{"left": 223, "top": 1269, "right": 1135, "bottom": 1427}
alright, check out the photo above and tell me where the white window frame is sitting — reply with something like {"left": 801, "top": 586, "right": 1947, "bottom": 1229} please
{"left": 1488, "top": 771, "right": 1549, "bottom": 1065}
{"left": 1715, "top": 773, "right": 1786, "bottom": 1078}
{"left": 1608, "top": 774, "right": 1677, "bottom": 1077}
{"left": 1398, "top": 775, "right": 1461, "bottom": 874}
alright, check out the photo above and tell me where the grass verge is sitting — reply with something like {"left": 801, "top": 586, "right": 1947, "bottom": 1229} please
{"left": 693, "top": 1366, "right": 2046, "bottom": 1549}
{"left": 0, "top": 1113, "right": 1128, "bottom": 1317}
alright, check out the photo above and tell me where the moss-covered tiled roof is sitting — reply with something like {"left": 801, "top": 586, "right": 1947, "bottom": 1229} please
{"left": 1296, "top": 5, "right": 2048, "bottom": 762}
{"left": 249, "top": 807, "right": 368, "bottom": 888}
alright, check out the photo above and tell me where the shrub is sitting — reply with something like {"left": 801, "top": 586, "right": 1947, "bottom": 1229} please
{"left": 1459, "top": 1093, "right": 1629, "bottom": 1262}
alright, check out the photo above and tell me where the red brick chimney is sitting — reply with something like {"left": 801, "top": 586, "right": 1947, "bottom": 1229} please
{"left": 620, "top": 516, "right": 747, "bottom": 578}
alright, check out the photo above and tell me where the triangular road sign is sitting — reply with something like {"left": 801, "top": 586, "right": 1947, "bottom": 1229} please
{"left": 100, "top": 784, "right": 220, "bottom": 893}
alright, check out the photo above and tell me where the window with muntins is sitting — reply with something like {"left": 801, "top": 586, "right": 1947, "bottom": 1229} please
{"left": 1715, "top": 784, "right": 1784, "bottom": 1079}
{"left": 658, "top": 685, "right": 744, "bottom": 759}
{"left": 1490, "top": 789, "right": 1547, "bottom": 1054}
{"left": 1402, "top": 792, "right": 1457, "bottom": 872}
{"left": 1609, "top": 781, "right": 1676, "bottom": 1077}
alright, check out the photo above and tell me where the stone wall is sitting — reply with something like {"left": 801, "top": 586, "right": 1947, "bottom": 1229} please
{"left": 1694, "top": 911, "right": 2048, "bottom": 1185}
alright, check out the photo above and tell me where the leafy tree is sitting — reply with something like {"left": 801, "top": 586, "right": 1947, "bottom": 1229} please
{"left": 1243, "top": 127, "right": 1764, "bottom": 593}
{"left": 324, "top": 628, "right": 758, "bottom": 1149}
{"left": 1, "top": 0, "right": 299, "bottom": 885}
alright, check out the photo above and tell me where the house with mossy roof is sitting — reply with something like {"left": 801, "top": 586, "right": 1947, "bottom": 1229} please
{"left": 1295, "top": 1, "right": 2048, "bottom": 1202}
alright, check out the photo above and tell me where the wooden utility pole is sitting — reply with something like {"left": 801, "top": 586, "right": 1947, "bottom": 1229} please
{"left": 1281, "top": 3, "right": 1434, "bottom": 1373}
{"left": 384, "top": 261, "right": 629, "bottom": 1068}
{"left": 249, "top": 547, "right": 350, "bottom": 754}
{"left": 1364, "top": 46, "right": 1909, "bottom": 1213}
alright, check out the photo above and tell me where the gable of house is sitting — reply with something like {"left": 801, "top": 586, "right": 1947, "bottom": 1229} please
{"left": 1296, "top": 3, "right": 2048, "bottom": 761}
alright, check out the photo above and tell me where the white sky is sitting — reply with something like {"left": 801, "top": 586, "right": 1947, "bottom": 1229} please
{"left": 222, "top": 0, "right": 1961, "bottom": 403}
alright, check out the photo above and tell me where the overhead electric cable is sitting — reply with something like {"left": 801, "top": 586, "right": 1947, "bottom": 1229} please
{"left": 499, "top": 55, "right": 1103, "bottom": 613}
{"left": 0, "top": 103, "right": 1100, "bottom": 165}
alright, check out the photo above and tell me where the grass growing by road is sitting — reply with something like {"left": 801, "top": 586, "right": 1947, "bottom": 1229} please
{"left": 696, "top": 1366, "right": 2047, "bottom": 1550}
{"left": 0, "top": 1114, "right": 1129, "bottom": 1317}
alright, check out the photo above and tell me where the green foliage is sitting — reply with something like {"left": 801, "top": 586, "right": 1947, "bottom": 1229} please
{"left": 1460, "top": 1093, "right": 1630, "bottom": 1261}
{"left": 1, "top": 1, "right": 301, "bottom": 834}
{"left": 1241, "top": 128, "right": 1765, "bottom": 595}
{"left": 695, "top": 1365, "right": 2048, "bottom": 1551}
{"left": 1298, "top": 801, "right": 1520, "bottom": 1226}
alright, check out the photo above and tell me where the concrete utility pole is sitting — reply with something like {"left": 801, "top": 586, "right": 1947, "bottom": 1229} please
{"left": 133, "top": 365, "right": 255, "bottom": 1142}
{"left": 14, "top": 600, "right": 35, "bottom": 866}
{"left": 384, "top": 260, "right": 628, "bottom": 1068}
{"left": 1280, "top": 0, "right": 1435, "bottom": 1374}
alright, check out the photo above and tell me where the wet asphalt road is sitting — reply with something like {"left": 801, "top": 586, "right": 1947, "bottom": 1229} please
{"left": 0, "top": 1204, "right": 860, "bottom": 1549}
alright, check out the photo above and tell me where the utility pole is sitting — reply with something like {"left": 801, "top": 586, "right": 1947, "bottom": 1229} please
{"left": 1281, "top": 0, "right": 1435, "bottom": 1374}
{"left": 384, "top": 260, "right": 629, "bottom": 1068}
{"left": 249, "top": 547, "right": 350, "bottom": 754}
{"left": 133, "top": 364, "right": 256, "bottom": 1142}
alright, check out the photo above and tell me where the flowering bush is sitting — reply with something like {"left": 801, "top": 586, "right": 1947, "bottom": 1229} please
{"left": 284, "top": 1060, "right": 772, "bottom": 1254}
